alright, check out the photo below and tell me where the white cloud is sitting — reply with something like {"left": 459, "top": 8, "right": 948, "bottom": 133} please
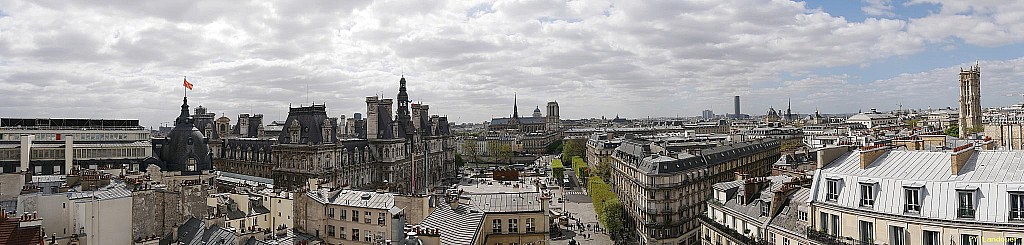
{"left": 863, "top": 0, "right": 895, "bottom": 17}
{"left": 0, "top": 0, "right": 1021, "bottom": 126}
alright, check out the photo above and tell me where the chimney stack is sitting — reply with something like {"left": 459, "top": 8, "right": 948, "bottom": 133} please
{"left": 858, "top": 145, "right": 891, "bottom": 169}
{"left": 816, "top": 145, "right": 853, "bottom": 169}
{"left": 742, "top": 177, "right": 769, "bottom": 204}
{"left": 951, "top": 143, "right": 976, "bottom": 175}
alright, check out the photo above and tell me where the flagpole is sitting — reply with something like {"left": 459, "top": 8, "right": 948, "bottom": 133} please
{"left": 184, "top": 76, "right": 187, "bottom": 98}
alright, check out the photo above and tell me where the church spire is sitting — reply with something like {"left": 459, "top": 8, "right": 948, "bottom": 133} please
{"left": 513, "top": 93, "right": 519, "bottom": 119}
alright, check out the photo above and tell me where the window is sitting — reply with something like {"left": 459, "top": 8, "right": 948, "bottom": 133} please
{"left": 339, "top": 227, "right": 346, "bottom": 240}
{"left": 904, "top": 188, "right": 921, "bottom": 213}
{"left": 1010, "top": 192, "right": 1024, "bottom": 221}
{"left": 783, "top": 238, "right": 790, "bottom": 245}
{"left": 327, "top": 208, "right": 335, "bottom": 218}
{"left": 798, "top": 210, "right": 807, "bottom": 221}
{"left": 378, "top": 212, "right": 386, "bottom": 225}
{"left": 890, "top": 226, "right": 905, "bottom": 245}
{"left": 364, "top": 233, "right": 371, "bottom": 242}
{"left": 1008, "top": 237, "right": 1022, "bottom": 245}
{"left": 961, "top": 234, "right": 979, "bottom": 245}
{"left": 859, "top": 221, "right": 874, "bottom": 244}
{"left": 352, "top": 210, "right": 359, "bottom": 222}
{"left": 769, "top": 232, "right": 776, "bottom": 245}
{"left": 761, "top": 201, "right": 771, "bottom": 217}
{"left": 339, "top": 209, "right": 347, "bottom": 220}
{"left": 958, "top": 191, "right": 976, "bottom": 219}
{"left": 922, "top": 230, "right": 939, "bottom": 245}
{"left": 326, "top": 225, "right": 335, "bottom": 237}
{"left": 526, "top": 218, "right": 536, "bottom": 232}
{"left": 365, "top": 211, "right": 372, "bottom": 223}
{"left": 826, "top": 179, "right": 840, "bottom": 201}
{"left": 509, "top": 219, "right": 519, "bottom": 233}
{"left": 492, "top": 219, "right": 502, "bottom": 233}
{"left": 859, "top": 183, "right": 875, "bottom": 207}
{"left": 352, "top": 229, "right": 359, "bottom": 241}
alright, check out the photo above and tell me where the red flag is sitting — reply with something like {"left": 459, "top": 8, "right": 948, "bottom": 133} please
{"left": 183, "top": 78, "right": 193, "bottom": 90}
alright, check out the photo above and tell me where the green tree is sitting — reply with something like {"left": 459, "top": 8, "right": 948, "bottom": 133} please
{"left": 546, "top": 139, "right": 563, "bottom": 154}
{"left": 561, "top": 139, "right": 585, "bottom": 163}
{"left": 601, "top": 199, "right": 624, "bottom": 237}
{"left": 551, "top": 159, "right": 565, "bottom": 180}
{"left": 461, "top": 138, "right": 480, "bottom": 162}
{"left": 455, "top": 155, "right": 465, "bottom": 170}
{"left": 945, "top": 124, "right": 959, "bottom": 138}
{"left": 496, "top": 144, "right": 514, "bottom": 164}
{"left": 596, "top": 158, "right": 611, "bottom": 180}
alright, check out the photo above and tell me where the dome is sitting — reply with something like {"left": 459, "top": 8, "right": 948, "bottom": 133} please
{"left": 157, "top": 97, "right": 213, "bottom": 173}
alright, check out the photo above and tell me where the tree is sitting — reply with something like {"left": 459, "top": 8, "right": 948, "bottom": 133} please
{"left": 601, "top": 199, "right": 624, "bottom": 237}
{"left": 455, "top": 155, "right": 465, "bottom": 170}
{"left": 546, "top": 139, "right": 563, "bottom": 154}
{"left": 496, "top": 144, "right": 514, "bottom": 164}
{"left": 596, "top": 157, "right": 612, "bottom": 180}
{"left": 945, "top": 124, "right": 959, "bottom": 138}
{"left": 561, "top": 139, "right": 585, "bottom": 164}
{"left": 461, "top": 138, "right": 480, "bottom": 163}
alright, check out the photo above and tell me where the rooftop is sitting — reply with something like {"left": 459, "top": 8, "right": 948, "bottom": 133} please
{"left": 307, "top": 189, "right": 396, "bottom": 210}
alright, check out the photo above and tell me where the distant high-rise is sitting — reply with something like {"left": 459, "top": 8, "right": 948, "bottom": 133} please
{"left": 702, "top": 109, "right": 715, "bottom": 119}
{"left": 958, "top": 63, "right": 982, "bottom": 138}
{"left": 733, "top": 95, "right": 741, "bottom": 118}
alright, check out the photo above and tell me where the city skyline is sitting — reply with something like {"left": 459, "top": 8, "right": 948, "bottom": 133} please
{"left": 2, "top": 1, "right": 1024, "bottom": 127}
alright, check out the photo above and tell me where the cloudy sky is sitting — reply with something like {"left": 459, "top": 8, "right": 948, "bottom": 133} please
{"left": 2, "top": 0, "right": 1024, "bottom": 127}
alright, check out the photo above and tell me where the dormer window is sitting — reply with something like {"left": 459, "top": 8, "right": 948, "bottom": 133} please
{"left": 957, "top": 190, "right": 976, "bottom": 219}
{"left": 1010, "top": 192, "right": 1024, "bottom": 221}
{"left": 859, "top": 182, "right": 875, "bottom": 207}
{"left": 904, "top": 187, "right": 922, "bottom": 213}
{"left": 186, "top": 158, "right": 197, "bottom": 172}
{"left": 825, "top": 178, "right": 840, "bottom": 202}
{"left": 760, "top": 201, "right": 771, "bottom": 217}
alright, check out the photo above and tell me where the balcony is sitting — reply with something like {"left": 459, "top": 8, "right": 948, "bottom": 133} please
{"left": 957, "top": 208, "right": 976, "bottom": 219}
{"left": 645, "top": 207, "right": 675, "bottom": 214}
{"left": 1010, "top": 210, "right": 1024, "bottom": 221}
{"left": 697, "top": 215, "right": 769, "bottom": 245}
{"left": 806, "top": 228, "right": 877, "bottom": 245}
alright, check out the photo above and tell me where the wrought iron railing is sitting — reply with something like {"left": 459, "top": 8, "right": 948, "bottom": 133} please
{"left": 806, "top": 228, "right": 877, "bottom": 245}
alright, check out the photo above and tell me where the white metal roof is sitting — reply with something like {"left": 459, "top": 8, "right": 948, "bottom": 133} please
{"left": 812, "top": 150, "right": 1024, "bottom": 224}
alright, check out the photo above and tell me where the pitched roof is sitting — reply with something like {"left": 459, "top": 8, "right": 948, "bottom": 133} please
{"left": 419, "top": 205, "right": 484, "bottom": 245}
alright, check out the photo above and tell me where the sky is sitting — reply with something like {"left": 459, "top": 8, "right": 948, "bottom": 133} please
{"left": 1, "top": 0, "right": 1024, "bottom": 127}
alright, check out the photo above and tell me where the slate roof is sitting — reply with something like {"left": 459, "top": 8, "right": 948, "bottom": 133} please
{"left": 617, "top": 139, "right": 779, "bottom": 175}
{"left": 278, "top": 104, "right": 337, "bottom": 144}
{"left": 490, "top": 116, "right": 546, "bottom": 125}
{"left": 171, "top": 217, "right": 237, "bottom": 245}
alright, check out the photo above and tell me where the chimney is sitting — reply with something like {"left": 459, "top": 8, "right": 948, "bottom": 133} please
{"left": 735, "top": 171, "right": 749, "bottom": 181}
{"left": 816, "top": 145, "right": 853, "bottom": 169}
{"left": 951, "top": 143, "right": 976, "bottom": 175}
{"left": 858, "top": 145, "right": 891, "bottom": 169}
{"left": 742, "top": 177, "right": 768, "bottom": 205}
{"left": 770, "top": 182, "right": 799, "bottom": 216}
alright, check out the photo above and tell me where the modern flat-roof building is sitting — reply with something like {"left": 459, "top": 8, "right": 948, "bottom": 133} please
{"left": 808, "top": 143, "right": 1024, "bottom": 245}
{"left": 0, "top": 118, "right": 152, "bottom": 174}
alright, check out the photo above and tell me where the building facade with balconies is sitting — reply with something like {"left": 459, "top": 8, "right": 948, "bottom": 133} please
{"left": 609, "top": 139, "right": 780, "bottom": 245}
